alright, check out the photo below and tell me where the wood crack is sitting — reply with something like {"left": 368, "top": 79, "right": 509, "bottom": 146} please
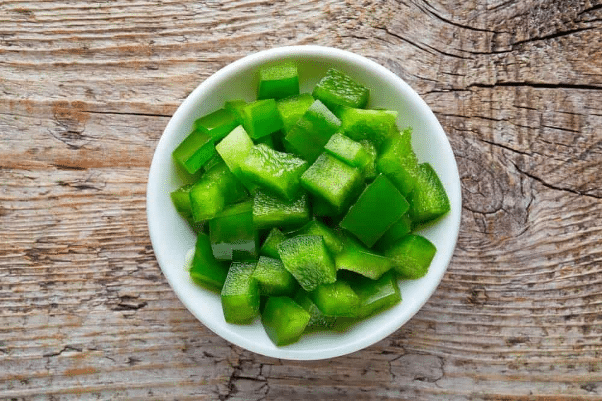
{"left": 512, "top": 26, "right": 599, "bottom": 47}
{"left": 510, "top": 160, "right": 602, "bottom": 200}
{"left": 467, "top": 82, "right": 602, "bottom": 91}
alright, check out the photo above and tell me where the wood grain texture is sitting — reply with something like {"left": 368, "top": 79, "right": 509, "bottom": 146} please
{"left": 1, "top": 0, "right": 601, "bottom": 399}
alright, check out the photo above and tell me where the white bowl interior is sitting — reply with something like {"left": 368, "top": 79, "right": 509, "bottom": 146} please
{"left": 147, "top": 46, "right": 461, "bottom": 360}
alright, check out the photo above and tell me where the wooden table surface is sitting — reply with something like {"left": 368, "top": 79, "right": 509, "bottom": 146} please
{"left": 1, "top": 0, "right": 602, "bottom": 399}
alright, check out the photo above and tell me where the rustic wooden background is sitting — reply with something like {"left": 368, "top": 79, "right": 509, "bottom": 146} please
{"left": 1, "top": 0, "right": 601, "bottom": 399}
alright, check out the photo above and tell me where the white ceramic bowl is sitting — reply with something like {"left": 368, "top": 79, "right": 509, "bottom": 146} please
{"left": 147, "top": 46, "right": 461, "bottom": 360}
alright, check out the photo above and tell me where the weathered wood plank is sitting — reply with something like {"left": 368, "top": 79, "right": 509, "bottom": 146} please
{"left": 1, "top": 0, "right": 601, "bottom": 399}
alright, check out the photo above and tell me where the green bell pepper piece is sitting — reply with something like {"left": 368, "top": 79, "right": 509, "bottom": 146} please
{"left": 252, "top": 189, "right": 310, "bottom": 230}
{"left": 407, "top": 163, "right": 451, "bottom": 226}
{"left": 192, "top": 107, "right": 240, "bottom": 142}
{"left": 292, "top": 219, "right": 344, "bottom": 255}
{"left": 260, "top": 227, "right": 287, "bottom": 259}
{"left": 241, "top": 99, "right": 284, "bottom": 140}
{"left": 215, "top": 125, "right": 257, "bottom": 192}
{"left": 324, "top": 133, "right": 371, "bottom": 169}
{"left": 347, "top": 270, "right": 401, "bottom": 319}
{"left": 335, "top": 235, "right": 394, "bottom": 280}
{"left": 209, "top": 200, "right": 258, "bottom": 261}
{"left": 310, "top": 281, "right": 360, "bottom": 317}
{"left": 284, "top": 99, "right": 341, "bottom": 163}
{"left": 294, "top": 289, "right": 337, "bottom": 331}
{"left": 340, "top": 174, "right": 409, "bottom": 248}
{"left": 312, "top": 68, "right": 369, "bottom": 110}
{"left": 276, "top": 93, "right": 315, "bottom": 134}
{"left": 189, "top": 233, "right": 230, "bottom": 292}
{"left": 385, "top": 234, "right": 437, "bottom": 279}
{"left": 189, "top": 161, "right": 249, "bottom": 222}
{"left": 277, "top": 235, "right": 336, "bottom": 292}
{"left": 172, "top": 129, "right": 216, "bottom": 175}
{"left": 224, "top": 99, "right": 247, "bottom": 123}
{"left": 221, "top": 261, "right": 260, "bottom": 324}
{"left": 300, "top": 153, "right": 363, "bottom": 212}
{"left": 374, "top": 213, "right": 412, "bottom": 251}
{"left": 240, "top": 144, "right": 308, "bottom": 201}
{"left": 261, "top": 296, "right": 310, "bottom": 346}
{"left": 376, "top": 127, "right": 420, "bottom": 196}
{"left": 252, "top": 256, "right": 298, "bottom": 296}
{"left": 338, "top": 107, "right": 397, "bottom": 149}
{"left": 258, "top": 61, "right": 299, "bottom": 100}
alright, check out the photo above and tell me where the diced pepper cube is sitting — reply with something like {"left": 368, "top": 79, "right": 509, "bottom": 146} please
{"left": 241, "top": 99, "right": 284, "bottom": 139}
{"left": 221, "top": 261, "right": 260, "bottom": 324}
{"left": 294, "top": 290, "right": 337, "bottom": 331}
{"left": 224, "top": 99, "right": 247, "bottom": 123}
{"left": 240, "top": 144, "right": 308, "bottom": 200}
{"left": 260, "top": 227, "right": 287, "bottom": 259}
{"left": 340, "top": 174, "right": 409, "bottom": 248}
{"left": 375, "top": 213, "right": 412, "bottom": 251}
{"left": 376, "top": 128, "right": 420, "bottom": 196}
{"left": 252, "top": 256, "right": 298, "bottom": 296}
{"left": 189, "top": 233, "right": 229, "bottom": 292}
{"left": 284, "top": 100, "right": 341, "bottom": 162}
{"left": 312, "top": 68, "right": 369, "bottom": 110}
{"left": 261, "top": 296, "right": 310, "bottom": 346}
{"left": 170, "top": 183, "right": 194, "bottom": 220}
{"left": 189, "top": 161, "right": 248, "bottom": 222}
{"left": 324, "top": 133, "right": 371, "bottom": 169}
{"left": 335, "top": 235, "right": 394, "bottom": 280}
{"left": 277, "top": 235, "right": 336, "bottom": 292}
{"left": 347, "top": 271, "right": 401, "bottom": 319}
{"left": 292, "top": 219, "right": 344, "bottom": 255}
{"left": 252, "top": 190, "right": 310, "bottom": 230}
{"left": 359, "top": 140, "right": 378, "bottom": 181}
{"left": 310, "top": 281, "right": 360, "bottom": 317}
{"left": 192, "top": 107, "right": 240, "bottom": 142}
{"left": 407, "top": 163, "right": 451, "bottom": 226}
{"left": 300, "top": 153, "right": 363, "bottom": 212}
{"left": 258, "top": 61, "right": 299, "bottom": 100}
{"left": 338, "top": 107, "right": 397, "bottom": 149}
{"left": 172, "top": 129, "right": 216, "bottom": 175}
{"left": 215, "top": 125, "right": 256, "bottom": 191}
{"left": 385, "top": 234, "right": 437, "bottom": 279}
{"left": 276, "top": 93, "right": 315, "bottom": 134}
{"left": 209, "top": 200, "right": 258, "bottom": 261}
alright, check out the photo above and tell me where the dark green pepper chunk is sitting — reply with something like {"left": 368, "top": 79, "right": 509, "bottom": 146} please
{"left": 335, "top": 235, "right": 394, "bottom": 280}
{"left": 172, "top": 129, "right": 216, "bottom": 175}
{"left": 258, "top": 61, "right": 299, "bottom": 100}
{"left": 276, "top": 93, "right": 315, "bottom": 134}
{"left": 209, "top": 200, "right": 258, "bottom": 261}
{"left": 375, "top": 213, "right": 412, "bottom": 251}
{"left": 261, "top": 296, "right": 310, "bottom": 346}
{"left": 240, "top": 144, "right": 308, "bottom": 201}
{"left": 300, "top": 153, "right": 363, "bottom": 212}
{"left": 340, "top": 174, "right": 409, "bottom": 248}
{"left": 252, "top": 256, "right": 298, "bottom": 296}
{"left": 189, "top": 233, "right": 230, "bottom": 292}
{"left": 284, "top": 100, "right": 341, "bottom": 163}
{"left": 347, "top": 271, "right": 401, "bottom": 319}
{"left": 193, "top": 107, "right": 240, "bottom": 142}
{"left": 385, "top": 234, "right": 437, "bottom": 279}
{"left": 338, "top": 107, "right": 397, "bottom": 149}
{"left": 252, "top": 190, "right": 310, "bottom": 230}
{"left": 407, "top": 163, "right": 451, "bottom": 226}
{"left": 294, "top": 290, "right": 337, "bottom": 331}
{"left": 221, "top": 261, "right": 260, "bottom": 324}
{"left": 277, "top": 235, "right": 336, "bottom": 292}
{"left": 312, "top": 68, "right": 369, "bottom": 110}
{"left": 259, "top": 227, "right": 287, "bottom": 259}
{"left": 241, "top": 99, "right": 284, "bottom": 140}
{"left": 376, "top": 127, "right": 420, "bottom": 196}
{"left": 310, "top": 281, "right": 360, "bottom": 317}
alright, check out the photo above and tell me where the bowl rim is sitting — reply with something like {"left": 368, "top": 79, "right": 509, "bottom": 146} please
{"left": 147, "top": 45, "right": 462, "bottom": 360}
